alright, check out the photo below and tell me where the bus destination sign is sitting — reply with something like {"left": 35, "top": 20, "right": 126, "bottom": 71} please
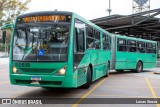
{"left": 18, "top": 15, "right": 71, "bottom": 23}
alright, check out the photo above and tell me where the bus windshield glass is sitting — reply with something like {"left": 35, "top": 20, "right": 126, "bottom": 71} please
{"left": 13, "top": 23, "right": 70, "bottom": 62}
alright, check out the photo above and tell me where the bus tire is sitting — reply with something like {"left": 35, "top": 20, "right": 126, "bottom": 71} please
{"left": 82, "top": 67, "right": 92, "bottom": 89}
{"left": 136, "top": 61, "right": 143, "bottom": 73}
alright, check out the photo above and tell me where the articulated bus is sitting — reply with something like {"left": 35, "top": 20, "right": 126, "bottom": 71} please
{"left": 9, "top": 11, "right": 157, "bottom": 88}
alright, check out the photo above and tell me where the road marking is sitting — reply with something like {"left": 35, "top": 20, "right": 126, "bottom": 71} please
{"left": 0, "top": 81, "right": 9, "bottom": 84}
{"left": 145, "top": 77, "right": 160, "bottom": 107}
{"left": 72, "top": 77, "right": 109, "bottom": 107}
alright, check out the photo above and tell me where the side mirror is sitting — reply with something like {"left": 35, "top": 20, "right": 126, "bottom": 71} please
{"left": 2, "top": 31, "right": 6, "bottom": 44}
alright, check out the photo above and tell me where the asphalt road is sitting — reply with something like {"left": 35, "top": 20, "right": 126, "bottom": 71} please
{"left": 0, "top": 58, "right": 160, "bottom": 107}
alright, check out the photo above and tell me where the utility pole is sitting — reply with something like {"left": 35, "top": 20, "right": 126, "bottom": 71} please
{"left": 107, "top": 0, "right": 112, "bottom": 16}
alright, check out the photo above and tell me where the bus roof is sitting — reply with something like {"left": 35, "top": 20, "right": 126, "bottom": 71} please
{"left": 18, "top": 11, "right": 73, "bottom": 18}
{"left": 115, "top": 34, "right": 157, "bottom": 43}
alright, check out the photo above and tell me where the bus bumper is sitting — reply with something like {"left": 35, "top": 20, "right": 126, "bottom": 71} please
{"left": 9, "top": 74, "right": 76, "bottom": 88}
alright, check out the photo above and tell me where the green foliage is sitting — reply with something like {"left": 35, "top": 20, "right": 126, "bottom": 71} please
{"left": 0, "top": 43, "right": 5, "bottom": 52}
{"left": 0, "top": 0, "right": 31, "bottom": 25}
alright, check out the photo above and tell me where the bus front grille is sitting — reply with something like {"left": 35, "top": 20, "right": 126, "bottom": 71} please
{"left": 19, "top": 68, "right": 56, "bottom": 74}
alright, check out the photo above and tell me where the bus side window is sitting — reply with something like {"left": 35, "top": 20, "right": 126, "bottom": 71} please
{"left": 75, "top": 28, "right": 85, "bottom": 52}
{"left": 127, "top": 40, "right": 136, "bottom": 52}
{"left": 152, "top": 43, "right": 156, "bottom": 54}
{"left": 117, "top": 39, "right": 126, "bottom": 52}
{"left": 137, "top": 42, "right": 145, "bottom": 53}
{"left": 146, "top": 43, "right": 153, "bottom": 53}
{"left": 103, "top": 34, "right": 110, "bottom": 50}
{"left": 86, "top": 26, "right": 94, "bottom": 49}
{"left": 74, "top": 19, "right": 85, "bottom": 52}
{"left": 94, "top": 31, "right": 101, "bottom": 49}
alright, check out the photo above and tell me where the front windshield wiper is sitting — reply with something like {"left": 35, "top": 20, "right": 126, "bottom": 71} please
{"left": 22, "top": 29, "right": 31, "bottom": 61}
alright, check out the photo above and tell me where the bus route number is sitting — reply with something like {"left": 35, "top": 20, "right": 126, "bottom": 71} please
{"left": 16, "top": 63, "right": 30, "bottom": 67}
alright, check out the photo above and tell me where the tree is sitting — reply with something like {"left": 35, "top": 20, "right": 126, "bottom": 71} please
{"left": 0, "top": 0, "right": 31, "bottom": 26}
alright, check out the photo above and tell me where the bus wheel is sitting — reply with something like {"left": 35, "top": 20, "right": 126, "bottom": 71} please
{"left": 82, "top": 67, "right": 92, "bottom": 89}
{"left": 136, "top": 61, "right": 143, "bottom": 73}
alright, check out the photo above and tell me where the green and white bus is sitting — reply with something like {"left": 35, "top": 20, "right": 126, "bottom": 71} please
{"left": 10, "top": 11, "right": 111, "bottom": 88}
{"left": 9, "top": 11, "right": 157, "bottom": 88}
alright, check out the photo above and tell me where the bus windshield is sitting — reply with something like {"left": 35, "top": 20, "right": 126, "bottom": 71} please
{"left": 13, "top": 23, "right": 70, "bottom": 62}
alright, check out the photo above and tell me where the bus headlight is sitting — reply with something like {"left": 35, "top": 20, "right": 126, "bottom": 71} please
{"left": 12, "top": 65, "right": 17, "bottom": 73}
{"left": 59, "top": 68, "right": 66, "bottom": 75}
{"left": 56, "top": 66, "right": 66, "bottom": 75}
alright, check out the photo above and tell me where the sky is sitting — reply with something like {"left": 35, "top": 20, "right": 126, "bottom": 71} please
{"left": 26, "top": 0, "right": 160, "bottom": 20}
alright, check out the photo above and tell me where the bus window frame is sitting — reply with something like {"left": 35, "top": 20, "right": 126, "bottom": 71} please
{"left": 127, "top": 39, "right": 137, "bottom": 52}
{"left": 86, "top": 25, "right": 101, "bottom": 50}
{"left": 12, "top": 21, "right": 71, "bottom": 62}
{"left": 74, "top": 19, "right": 86, "bottom": 53}
{"left": 117, "top": 38, "right": 127, "bottom": 52}
{"left": 102, "top": 34, "right": 110, "bottom": 50}
{"left": 94, "top": 29, "right": 101, "bottom": 49}
{"left": 146, "top": 42, "right": 156, "bottom": 54}
{"left": 137, "top": 41, "right": 146, "bottom": 53}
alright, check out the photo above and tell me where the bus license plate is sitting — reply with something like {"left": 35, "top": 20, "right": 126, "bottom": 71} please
{"left": 31, "top": 76, "right": 41, "bottom": 81}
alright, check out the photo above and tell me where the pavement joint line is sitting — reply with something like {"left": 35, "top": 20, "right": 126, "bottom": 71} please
{"left": 145, "top": 77, "right": 160, "bottom": 107}
{"left": 72, "top": 76, "right": 109, "bottom": 107}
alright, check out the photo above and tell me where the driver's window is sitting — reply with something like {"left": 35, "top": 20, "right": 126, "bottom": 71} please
{"left": 74, "top": 19, "right": 85, "bottom": 67}
{"left": 74, "top": 19, "right": 85, "bottom": 53}
{"left": 75, "top": 28, "right": 85, "bottom": 52}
